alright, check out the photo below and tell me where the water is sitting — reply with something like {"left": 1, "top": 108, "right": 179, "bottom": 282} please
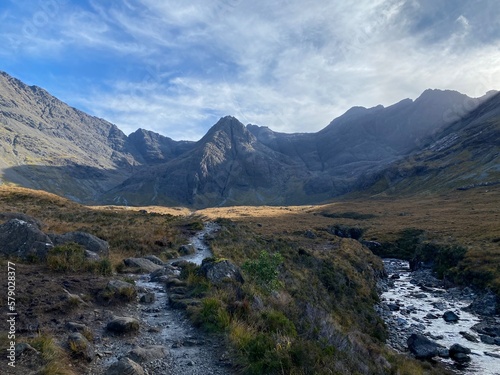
{"left": 170, "top": 222, "right": 220, "bottom": 265}
{"left": 380, "top": 259, "right": 500, "bottom": 374}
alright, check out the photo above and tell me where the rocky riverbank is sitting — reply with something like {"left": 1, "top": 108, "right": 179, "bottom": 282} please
{"left": 377, "top": 259, "right": 500, "bottom": 374}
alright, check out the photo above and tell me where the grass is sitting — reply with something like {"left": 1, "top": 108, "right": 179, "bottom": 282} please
{"left": 29, "top": 333, "right": 76, "bottom": 375}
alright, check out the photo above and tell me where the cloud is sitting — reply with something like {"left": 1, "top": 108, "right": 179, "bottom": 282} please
{"left": 1, "top": 0, "right": 500, "bottom": 140}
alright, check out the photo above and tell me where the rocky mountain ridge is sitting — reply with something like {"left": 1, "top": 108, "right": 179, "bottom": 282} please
{"left": 0, "top": 70, "right": 498, "bottom": 207}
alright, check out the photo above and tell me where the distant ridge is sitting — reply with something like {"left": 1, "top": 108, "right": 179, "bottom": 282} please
{"left": 0, "top": 70, "right": 497, "bottom": 207}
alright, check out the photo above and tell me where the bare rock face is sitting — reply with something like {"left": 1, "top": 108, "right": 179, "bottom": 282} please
{"left": 0, "top": 219, "right": 53, "bottom": 259}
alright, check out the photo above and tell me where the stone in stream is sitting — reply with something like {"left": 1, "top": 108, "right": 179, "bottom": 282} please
{"left": 449, "top": 343, "right": 471, "bottom": 363}
{"left": 459, "top": 331, "right": 479, "bottom": 343}
{"left": 442, "top": 310, "right": 459, "bottom": 322}
{"left": 107, "top": 316, "right": 140, "bottom": 333}
{"left": 140, "top": 292, "right": 156, "bottom": 304}
{"left": 178, "top": 244, "right": 196, "bottom": 255}
{"left": 126, "top": 345, "right": 169, "bottom": 363}
{"left": 407, "top": 333, "right": 439, "bottom": 359}
{"left": 479, "top": 334, "right": 495, "bottom": 345}
{"left": 123, "top": 257, "right": 163, "bottom": 272}
{"left": 106, "top": 357, "right": 145, "bottom": 375}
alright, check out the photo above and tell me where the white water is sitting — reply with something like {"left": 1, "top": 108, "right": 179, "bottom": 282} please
{"left": 381, "top": 259, "right": 500, "bottom": 375}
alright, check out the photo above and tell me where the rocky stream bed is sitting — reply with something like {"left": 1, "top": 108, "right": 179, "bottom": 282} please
{"left": 377, "top": 259, "right": 500, "bottom": 375}
{"left": 85, "top": 222, "right": 234, "bottom": 375}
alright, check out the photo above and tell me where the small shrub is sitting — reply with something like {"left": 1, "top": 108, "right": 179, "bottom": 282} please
{"left": 190, "top": 297, "right": 230, "bottom": 332}
{"left": 242, "top": 251, "right": 284, "bottom": 292}
{"left": 47, "top": 243, "right": 85, "bottom": 272}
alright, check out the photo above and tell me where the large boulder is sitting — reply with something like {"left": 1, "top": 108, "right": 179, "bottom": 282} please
{"left": 449, "top": 343, "right": 471, "bottom": 363}
{"left": 0, "top": 219, "right": 53, "bottom": 259}
{"left": 407, "top": 333, "right": 438, "bottom": 359}
{"left": 199, "top": 258, "right": 244, "bottom": 285}
{"left": 0, "top": 212, "right": 43, "bottom": 229}
{"left": 443, "top": 311, "right": 459, "bottom": 322}
{"left": 50, "top": 231, "right": 109, "bottom": 256}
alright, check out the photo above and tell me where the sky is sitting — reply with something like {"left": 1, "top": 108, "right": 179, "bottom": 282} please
{"left": 1, "top": 0, "right": 500, "bottom": 141}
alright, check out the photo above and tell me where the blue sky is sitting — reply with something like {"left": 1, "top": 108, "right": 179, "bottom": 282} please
{"left": 1, "top": 0, "right": 500, "bottom": 141}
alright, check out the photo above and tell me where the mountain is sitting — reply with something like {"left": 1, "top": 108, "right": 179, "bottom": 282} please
{"left": 0, "top": 70, "right": 497, "bottom": 207}
{"left": 363, "top": 91, "right": 500, "bottom": 194}
{"left": 104, "top": 116, "right": 310, "bottom": 207}
{"left": 0, "top": 71, "right": 190, "bottom": 202}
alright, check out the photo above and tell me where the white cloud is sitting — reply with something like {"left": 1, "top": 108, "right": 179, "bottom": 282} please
{"left": 2, "top": 0, "right": 500, "bottom": 140}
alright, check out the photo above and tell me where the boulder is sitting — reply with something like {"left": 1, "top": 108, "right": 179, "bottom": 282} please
{"left": 107, "top": 317, "right": 140, "bottom": 333}
{"left": 407, "top": 333, "right": 438, "bottom": 359}
{"left": 467, "top": 291, "right": 497, "bottom": 316}
{"left": 449, "top": 344, "right": 471, "bottom": 363}
{"left": 66, "top": 322, "right": 88, "bottom": 333}
{"left": 143, "top": 255, "right": 164, "bottom": 265}
{"left": 0, "top": 212, "right": 42, "bottom": 229}
{"left": 50, "top": 231, "right": 109, "bottom": 256}
{"left": 0, "top": 219, "right": 53, "bottom": 259}
{"left": 84, "top": 250, "right": 100, "bottom": 260}
{"left": 126, "top": 345, "right": 168, "bottom": 363}
{"left": 123, "top": 258, "right": 163, "bottom": 273}
{"left": 199, "top": 258, "right": 244, "bottom": 285}
{"left": 459, "top": 331, "right": 479, "bottom": 343}
{"left": 443, "top": 311, "right": 459, "bottom": 322}
{"left": 106, "top": 357, "right": 145, "bottom": 375}
{"left": 68, "top": 332, "right": 94, "bottom": 362}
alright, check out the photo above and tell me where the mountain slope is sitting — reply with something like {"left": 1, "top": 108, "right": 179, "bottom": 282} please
{"left": 0, "top": 71, "right": 144, "bottom": 201}
{"left": 365, "top": 92, "right": 500, "bottom": 194}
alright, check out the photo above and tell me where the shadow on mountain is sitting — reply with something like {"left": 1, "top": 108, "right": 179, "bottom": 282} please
{"left": 1, "top": 163, "right": 134, "bottom": 204}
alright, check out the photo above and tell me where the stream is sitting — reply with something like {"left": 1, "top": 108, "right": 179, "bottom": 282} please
{"left": 379, "top": 259, "right": 500, "bottom": 375}
{"left": 87, "top": 222, "right": 231, "bottom": 375}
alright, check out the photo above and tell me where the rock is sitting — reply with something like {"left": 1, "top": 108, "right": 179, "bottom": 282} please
{"left": 126, "top": 345, "right": 168, "bottom": 363}
{"left": 471, "top": 319, "right": 500, "bottom": 337}
{"left": 388, "top": 303, "right": 400, "bottom": 311}
{"left": 437, "top": 348, "right": 449, "bottom": 358}
{"left": 150, "top": 267, "right": 177, "bottom": 282}
{"left": 84, "top": 250, "right": 100, "bottom": 260}
{"left": 15, "top": 343, "right": 39, "bottom": 356}
{"left": 107, "top": 317, "right": 140, "bottom": 333}
{"left": 443, "top": 311, "right": 459, "bottom": 322}
{"left": 467, "top": 291, "right": 498, "bottom": 316}
{"left": 459, "top": 331, "right": 479, "bottom": 343}
{"left": 0, "top": 219, "right": 53, "bottom": 259}
{"left": 480, "top": 334, "right": 495, "bottom": 345}
{"left": 304, "top": 230, "right": 316, "bottom": 239}
{"left": 140, "top": 292, "right": 156, "bottom": 304}
{"left": 0, "top": 212, "right": 42, "bottom": 229}
{"left": 143, "top": 255, "right": 165, "bottom": 265}
{"left": 66, "top": 322, "right": 88, "bottom": 332}
{"left": 424, "top": 313, "right": 439, "bottom": 320}
{"left": 169, "top": 295, "right": 201, "bottom": 309}
{"left": 484, "top": 351, "right": 500, "bottom": 359}
{"left": 165, "top": 277, "right": 187, "bottom": 288}
{"left": 106, "top": 357, "right": 145, "bottom": 375}
{"left": 179, "top": 244, "right": 196, "bottom": 255}
{"left": 68, "top": 332, "right": 94, "bottom": 362}
{"left": 123, "top": 257, "right": 163, "bottom": 272}
{"left": 50, "top": 231, "right": 109, "bottom": 256}
{"left": 199, "top": 258, "right": 244, "bottom": 285}
{"left": 449, "top": 343, "right": 471, "bottom": 363}
{"left": 62, "top": 289, "right": 88, "bottom": 306}
{"left": 407, "top": 333, "right": 438, "bottom": 359}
